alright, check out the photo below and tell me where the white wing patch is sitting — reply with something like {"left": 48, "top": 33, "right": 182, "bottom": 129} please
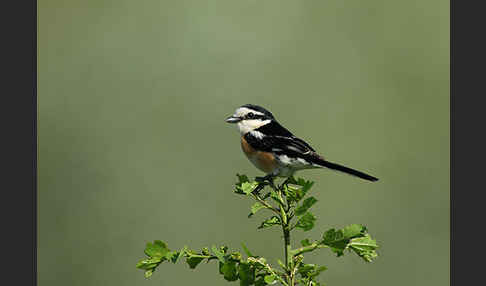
{"left": 276, "top": 154, "right": 293, "bottom": 165}
{"left": 250, "top": 130, "right": 265, "bottom": 139}
{"left": 275, "top": 154, "right": 313, "bottom": 169}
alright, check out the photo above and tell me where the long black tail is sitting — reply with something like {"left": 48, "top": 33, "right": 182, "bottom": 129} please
{"left": 313, "top": 158, "right": 379, "bottom": 182}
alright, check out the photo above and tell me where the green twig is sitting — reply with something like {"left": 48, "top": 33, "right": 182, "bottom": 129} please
{"left": 291, "top": 243, "right": 328, "bottom": 257}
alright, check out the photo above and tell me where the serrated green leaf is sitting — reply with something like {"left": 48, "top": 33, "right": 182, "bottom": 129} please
{"left": 144, "top": 240, "right": 169, "bottom": 258}
{"left": 136, "top": 259, "right": 147, "bottom": 269}
{"left": 242, "top": 181, "right": 259, "bottom": 195}
{"left": 154, "top": 240, "right": 166, "bottom": 247}
{"left": 348, "top": 234, "right": 379, "bottom": 262}
{"left": 264, "top": 274, "right": 276, "bottom": 284}
{"left": 221, "top": 261, "right": 238, "bottom": 281}
{"left": 301, "top": 239, "right": 311, "bottom": 247}
{"left": 321, "top": 229, "right": 347, "bottom": 256}
{"left": 238, "top": 262, "right": 255, "bottom": 285}
{"left": 186, "top": 256, "right": 204, "bottom": 269}
{"left": 342, "top": 224, "right": 366, "bottom": 239}
{"left": 241, "top": 242, "right": 254, "bottom": 257}
{"left": 235, "top": 174, "right": 251, "bottom": 194}
{"left": 249, "top": 202, "right": 266, "bottom": 218}
{"left": 295, "top": 197, "right": 318, "bottom": 216}
{"left": 284, "top": 178, "right": 314, "bottom": 203}
{"left": 136, "top": 258, "right": 160, "bottom": 270}
{"left": 301, "top": 180, "right": 314, "bottom": 193}
{"left": 321, "top": 224, "right": 378, "bottom": 260}
{"left": 298, "top": 264, "right": 315, "bottom": 276}
{"left": 258, "top": 216, "right": 281, "bottom": 229}
{"left": 283, "top": 184, "right": 297, "bottom": 201}
{"left": 295, "top": 212, "right": 316, "bottom": 231}
{"left": 298, "top": 264, "right": 327, "bottom": 279}
{"left": 288, "top": 188, "right": 304, "bottom": 203}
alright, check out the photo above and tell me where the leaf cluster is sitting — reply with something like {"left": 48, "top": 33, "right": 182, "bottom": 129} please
{"left": 293, "top": 224, "right": 378, "bottom": 262}
{"left": 236, "top": 175, "right": 318, "bottom": 233}
{"left": 137, "top": 240, "right": 288, "bottom": 285}
{"left": 136, "top": 174, "right": 379, "bottom": 285}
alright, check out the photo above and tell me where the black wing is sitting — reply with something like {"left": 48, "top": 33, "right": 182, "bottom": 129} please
{"left": 255, "top": 121, "right": 294, "bottom": 137}
{"left": 245, "top": 121, "right": 317, "bottom": 160}
{"left": 254, "top": 121, "right": 315, "bottom": 151}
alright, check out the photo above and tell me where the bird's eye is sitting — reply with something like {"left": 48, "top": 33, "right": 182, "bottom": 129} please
{"left": 247, "top": 112, "right": 254, "bottom": 118}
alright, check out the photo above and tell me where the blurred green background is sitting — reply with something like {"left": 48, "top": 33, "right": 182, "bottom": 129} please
{"left": 38, "top": 0, "right": 449, "bottom": 285}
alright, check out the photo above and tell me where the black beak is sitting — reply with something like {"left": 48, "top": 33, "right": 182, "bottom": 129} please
{"left": 225, "top": 115, "right": 241, "bottom": 123}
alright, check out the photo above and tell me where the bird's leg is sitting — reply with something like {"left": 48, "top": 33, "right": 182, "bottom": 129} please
{"left": 251, "top": 182, "right": 266, "bottom": 196}
{"left": 254, "top": 174, "right": 276, "bottom": 196}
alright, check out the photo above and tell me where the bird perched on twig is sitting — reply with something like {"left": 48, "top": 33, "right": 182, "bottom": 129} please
{"left": 225, "top": 104, "right": 378, "bottom": 182}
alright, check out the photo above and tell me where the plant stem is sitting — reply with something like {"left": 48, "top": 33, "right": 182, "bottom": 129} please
{"left": 277, "top": 182, "right": 294, "bottom": 286}
{"left": 252, "top": 193, "right": 281, "bottom": 216}
{"left": 283, "top": 226, "right": 294, "bottom": 285}
{"left": 261, "top": 178, "right": 296, "bottom": 286}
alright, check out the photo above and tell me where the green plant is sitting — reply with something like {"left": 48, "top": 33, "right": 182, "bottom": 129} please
{"left": 136, "top": 174, "right": 379, "bottom": 286}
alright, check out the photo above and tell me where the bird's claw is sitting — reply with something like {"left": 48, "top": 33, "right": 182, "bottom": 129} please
{"left": 255, "top": 176, "right": 266, "bottom": 183}
{"left": 258, "top": 174, "right": 275, "bottom": 183}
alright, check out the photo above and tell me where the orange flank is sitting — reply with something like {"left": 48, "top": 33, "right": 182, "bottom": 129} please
{"left": 240, "top": 136, "right": 278, "bottom": 174}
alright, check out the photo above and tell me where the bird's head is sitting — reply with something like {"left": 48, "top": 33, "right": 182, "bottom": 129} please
{"left": 225, "top": 104, "right": 275, "bottom": 135}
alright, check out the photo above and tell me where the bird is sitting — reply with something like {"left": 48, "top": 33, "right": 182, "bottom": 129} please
{"left": 225, "top": 104, "right": 378, "bottom": 182}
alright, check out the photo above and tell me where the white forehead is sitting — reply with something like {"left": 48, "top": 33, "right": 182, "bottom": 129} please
{"left": 234, "top": 107, "right": 264, "bottom": 117}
